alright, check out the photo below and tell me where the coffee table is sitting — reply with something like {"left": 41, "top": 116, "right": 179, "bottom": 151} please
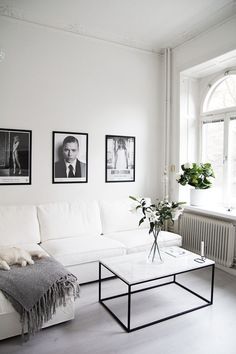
{"left": 98, "top": 248, "right": 215, "bottom": 332}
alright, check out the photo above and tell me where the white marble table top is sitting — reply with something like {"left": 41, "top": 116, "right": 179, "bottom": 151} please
{"left": 100, "top": 247, "right": 215, "bottom": 285}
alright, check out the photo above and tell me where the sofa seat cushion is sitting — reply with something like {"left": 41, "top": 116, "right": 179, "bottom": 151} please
{"left": 0, "top": 205, "right": 40, "bottom": 246}
{"left": 40, "top": 236, "right": 126, "bottom": 267}
{"left": 104, "top": 229, "right": 182, "bottom": 253}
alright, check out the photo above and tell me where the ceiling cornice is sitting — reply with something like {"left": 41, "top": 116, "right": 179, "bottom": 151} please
{"left": 0, "top": 5, "right": 161, "bottom": 55}
{"left": 1, "top": 2, "right": 236, "bottom": 56}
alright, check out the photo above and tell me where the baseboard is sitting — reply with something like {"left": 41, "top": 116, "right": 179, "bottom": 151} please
{"left": 215, "top": 263, "right": 236, "bottom": 276}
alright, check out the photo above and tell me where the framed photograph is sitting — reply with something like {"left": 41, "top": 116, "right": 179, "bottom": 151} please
{"left": 0, "top": 128, "right": 32, "bottom": 185}
{"left": 53, "top": 131, "right": 88, "bottom": 184}
{"left": 105, "top": 135, "right": 135, "bottom": 182}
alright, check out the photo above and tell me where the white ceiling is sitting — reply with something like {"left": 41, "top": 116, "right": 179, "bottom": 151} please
{"left": 0, "top": 0, "right": 236, "bottom": 53}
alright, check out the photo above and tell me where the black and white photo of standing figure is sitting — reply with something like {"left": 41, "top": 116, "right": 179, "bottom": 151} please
{"left": 53, "top": 131, "right": 88, "bottom": 183}
{"left": 0, "top": 129, "right": 31, "bottom": 185}
{"left": 105, "top": 135, "right": 135, "bottom": 182}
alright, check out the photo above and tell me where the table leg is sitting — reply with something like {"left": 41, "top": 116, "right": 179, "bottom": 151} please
{"left": 127, "top": 285, "right": 131, "bottom": 332}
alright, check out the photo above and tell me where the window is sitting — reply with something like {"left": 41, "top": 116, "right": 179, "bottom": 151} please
{"left": 203, "top": 75, "right": 236, "bottom": 112}
{"left": 201, "top": 72, "right": 236, "bottom": 208}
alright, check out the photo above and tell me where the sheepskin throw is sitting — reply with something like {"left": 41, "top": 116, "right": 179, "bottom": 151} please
{"left": 0, "top": 256, "right": 80, "bottom": 339}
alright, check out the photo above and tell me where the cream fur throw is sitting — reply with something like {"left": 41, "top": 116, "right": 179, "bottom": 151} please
{"left": 0, "top": 247, "right": 45, "bottom": 271}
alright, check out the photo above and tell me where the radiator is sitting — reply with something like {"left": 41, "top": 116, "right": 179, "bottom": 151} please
{"left": 179, "top": 213, "right": 236, "bottom": 267}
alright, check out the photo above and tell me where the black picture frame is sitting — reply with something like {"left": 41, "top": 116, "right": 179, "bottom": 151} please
{"left": 0, "top": 128, "right": 32, "bottom": 185}
{"left": 52, "top": 131, "right": 88, "bottom": 184}
{"left": 105, "top": 135, "right": 135, "bottom": 182}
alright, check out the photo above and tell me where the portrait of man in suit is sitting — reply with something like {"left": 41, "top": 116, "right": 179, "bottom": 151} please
{"left": 53, "top": 132, "right": 88, "bottom": 183}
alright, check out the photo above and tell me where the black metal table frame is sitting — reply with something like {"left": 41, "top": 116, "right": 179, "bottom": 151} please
{"left": 99, "top": 261, "right": 215, "bottom": 332}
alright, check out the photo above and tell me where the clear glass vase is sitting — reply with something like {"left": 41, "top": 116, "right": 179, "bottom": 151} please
{"left": 147, "top": 227, "right": 163, "bottom": 264}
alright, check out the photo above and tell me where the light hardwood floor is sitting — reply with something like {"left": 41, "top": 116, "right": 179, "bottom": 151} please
{"left": 0, "top": 267, "right": 236, "bottom": 354}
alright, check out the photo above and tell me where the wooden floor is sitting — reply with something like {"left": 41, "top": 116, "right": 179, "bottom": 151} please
{"left": 0, "top": 267, "right": 236, "bottom": 354}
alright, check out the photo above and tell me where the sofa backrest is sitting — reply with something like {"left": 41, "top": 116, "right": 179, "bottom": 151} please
{"left": 37, "top": 200, "right": 102, "bottom": 242}
{"left": 99, "top": 198, "right": 149, "bottom": 234}
{"left": 0, "top": 205, "right": 40, "bottom": 246}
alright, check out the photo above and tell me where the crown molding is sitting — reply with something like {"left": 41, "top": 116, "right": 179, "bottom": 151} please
{"left": 0, "top": 5, "right": 162, "bottom": 55}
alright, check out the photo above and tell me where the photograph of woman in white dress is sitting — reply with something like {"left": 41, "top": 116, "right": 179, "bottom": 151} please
{"left": 106, "top": 135, "right": 135, "bottom": 182}
{"left": 114, "top": 138, "right": 128, "bottom": 170}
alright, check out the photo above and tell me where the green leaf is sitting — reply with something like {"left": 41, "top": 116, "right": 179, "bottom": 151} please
{"left": 139, "top": 217, "right": 145, "bottom": 226}
{"left": 177, "top": 162, "right": 215, "bottom": 189}
{"left": 129, "top": 195, "right": 138, "bottom": 202}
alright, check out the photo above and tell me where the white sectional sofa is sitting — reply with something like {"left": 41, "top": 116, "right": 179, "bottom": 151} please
{"left": 0, "top": 205, "right": 75, "bottom": 341}
{"left": 0, "top": 198, "right": 182, "bottom": 340}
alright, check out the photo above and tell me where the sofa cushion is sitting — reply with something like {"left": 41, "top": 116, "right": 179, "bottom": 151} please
{"left": 104, "top": 229, "right": 182, "bottom": 253}
{"left": 0, "top": 206, "right": 40, "bottom": 246}
{"left": 40, "top": 236, "right": 126, "bottom": 267}
{"left": 99, "top": 198, "right": 149, "bottom": 234}
{"left": 37, "top": 201, "right": 102, "bottom": 242}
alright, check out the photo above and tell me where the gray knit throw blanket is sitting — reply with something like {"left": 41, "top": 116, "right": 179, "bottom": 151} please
{"left": 0, "top": 256, "right": 80, "bottom": 339}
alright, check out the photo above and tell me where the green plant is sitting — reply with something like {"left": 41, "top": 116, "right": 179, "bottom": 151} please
{"left": 176, "top": 162, "right": 215, "bottom": 189}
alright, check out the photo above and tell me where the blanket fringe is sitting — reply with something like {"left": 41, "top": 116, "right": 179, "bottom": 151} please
{"left": 21, "top": 274, "right": 80, "bottom": 339}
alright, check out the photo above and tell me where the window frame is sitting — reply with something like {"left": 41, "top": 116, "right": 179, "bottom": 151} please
{"left": 200, "top": 72, "right": 236, "bottom": 207}
{"left": 201, "top": 71, "right": 236, "bottom": 114}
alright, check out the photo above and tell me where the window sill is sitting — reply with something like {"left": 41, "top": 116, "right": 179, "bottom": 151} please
{"left": 184, "top": 205, "right": 236, "bottom": 223}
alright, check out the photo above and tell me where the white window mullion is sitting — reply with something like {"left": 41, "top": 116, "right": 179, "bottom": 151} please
{"left": 228, "top": 114, "right": 236, "bottom": 208}
{"left": 223, "top": 114, "right": 230, "bottom": 208}
{"left": 198, "top": 118, "right": 203, "bottom": 163}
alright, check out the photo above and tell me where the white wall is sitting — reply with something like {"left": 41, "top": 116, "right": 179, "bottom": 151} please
{"left": 179, "top": 76, "right": 200, "bottom": 203}
{"left": 0, "top": 17, "right": 162, "bottom": 205}
{"left": 170, "top": 15, "right": 236, "bottom": 201}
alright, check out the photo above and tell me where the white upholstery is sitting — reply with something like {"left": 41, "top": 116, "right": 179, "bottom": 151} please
{"left": 0, "top": 242, "right": 73, "bottom": 341}
{"left": 0, "top": 198, "right": 183, "bottom": 341}
{"left": 40, "top": 236, "right": 126, "bottom": 267}
{"left": 67, "top": 262, "right": 112, "bottom": 284}
{"left": 0, "top": 205, "right": 40, "bottom": 246}
{"left": 99, "top": 198, "right": 149, "bottom": 234}
{"left": 0, "top": 290, "right": 74, "bottom": 340}
{"left": 0, "top": 243, "right": 48, "bottom": 255}
{"left": 37, "top": 201, "right": 102, "bottom": 242}
{"left": 105, "top": 229, "right": 182, "bottom": 253}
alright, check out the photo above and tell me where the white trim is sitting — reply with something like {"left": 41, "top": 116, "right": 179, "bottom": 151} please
{"left": 201, "top": 107, "right": 236, "bottom": 117}
{"left": 201, "top": 112, "right": 226, "bottom": 122}
{"left": 223, "top": 114, "right": 230, "bottom": 206}
{"left": 184, "top": 205, "right": 236, "bottom": 223}
{"left": 163, "top": 48, "right": 171, "bottom": 200}
{"left": 0, "top": 14, "right": 160, "bottom": 55}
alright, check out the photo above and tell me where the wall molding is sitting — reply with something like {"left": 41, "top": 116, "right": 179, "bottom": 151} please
{"left": 0, "top": 5, "right": 161, "bottom": 55}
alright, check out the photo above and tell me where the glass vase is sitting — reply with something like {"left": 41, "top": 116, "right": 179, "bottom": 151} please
{"left": 147, "top": 227, "right": 163, "bottom": 264}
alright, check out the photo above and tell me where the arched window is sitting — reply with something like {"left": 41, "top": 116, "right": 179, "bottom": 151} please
{"left": 203, "top": 74, "right": 236, "bottom": 112}
{"left": 201, "top": 72, "right": 236, "bottom": 208}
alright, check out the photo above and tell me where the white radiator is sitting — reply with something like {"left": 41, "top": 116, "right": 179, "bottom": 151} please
{"left": 179, "top": 213, "right": 236, "bottom": 267}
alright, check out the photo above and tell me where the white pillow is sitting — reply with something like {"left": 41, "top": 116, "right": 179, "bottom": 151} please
{"left": 0, "top": 205, "right": 40, "bottom": 246}
{"left": 38, "top": 200, "right": 102, "bottom": 242}
{"left": 99, "top": 198, "right": 150, "bottom": 234}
